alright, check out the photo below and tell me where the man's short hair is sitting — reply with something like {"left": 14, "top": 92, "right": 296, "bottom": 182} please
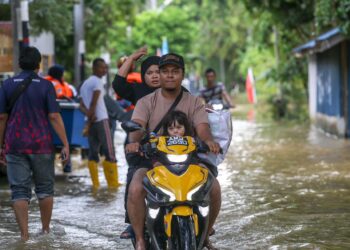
{"left": 205, "top": 68, "right": 216, "bottom": 75}
{"left": 92, "top": 58, "right": 105, "bottom": 68}
{"left": 19, "top": 46, "right": 41, "bottom": 70}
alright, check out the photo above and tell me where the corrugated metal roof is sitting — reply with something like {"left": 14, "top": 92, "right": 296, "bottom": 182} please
{"left": 293, "top": 27, "right": 345, "bottom": 55}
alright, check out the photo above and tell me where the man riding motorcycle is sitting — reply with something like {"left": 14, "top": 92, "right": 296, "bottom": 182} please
{"left": 125, "top": 53, "right": 221, "bottom": 250}
{"left": 200, "top": 68, "right": 234, "bottom": 109}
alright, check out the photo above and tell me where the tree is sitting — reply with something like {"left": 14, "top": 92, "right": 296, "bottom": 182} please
{"left": 0, "top": 3, "right": 11, "bottom": 21}
{"left": 239, "top": 0, "right": 315, "bottom": 119}
{"left": 84, "top": 0, "right": 142, "bottom": 61}
{"left": 315, "top": 0, "right": 350, "bottom": 34}
{"left": 130, "top": 6, "right": 197, "bottom": 57}
{"left": 27, "top": 0, "right": 141, "bottom": 80}
{"left": 29, "top": 0, "right": 73, "bottom": 43}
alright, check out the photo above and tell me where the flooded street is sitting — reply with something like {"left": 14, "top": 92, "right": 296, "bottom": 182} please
{"left": 1, "top": 113, "right": 350, "bottom": 249}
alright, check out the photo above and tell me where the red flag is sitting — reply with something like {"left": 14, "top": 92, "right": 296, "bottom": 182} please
{"left": 246, "top": 68, "right": 257, "bottom": 104}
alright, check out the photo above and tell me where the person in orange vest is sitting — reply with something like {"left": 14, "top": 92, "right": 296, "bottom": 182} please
{"left": 45, "top": 65, "right": 74, "bottom": 173}
{"left": 45, "top": 65, "right": 74, "bottom": 100}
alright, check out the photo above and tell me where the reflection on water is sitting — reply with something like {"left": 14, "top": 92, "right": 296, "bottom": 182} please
{"left": 214, "top": 119, "right": 350, "bottom": 249}
{"left": 1, "top": 118, "right": 350, "bottom": 249}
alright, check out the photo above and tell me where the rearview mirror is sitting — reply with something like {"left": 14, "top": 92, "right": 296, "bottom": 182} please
{"left": 121, "top": 120, "right": 144, "bottom": 132}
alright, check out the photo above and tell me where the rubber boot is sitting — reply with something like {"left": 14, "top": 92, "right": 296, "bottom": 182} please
{"left": 88, "top": 160, "right": 100, "bottom": 188}
{"left": 102, "top": 160, "right": 121, "bottom": 188}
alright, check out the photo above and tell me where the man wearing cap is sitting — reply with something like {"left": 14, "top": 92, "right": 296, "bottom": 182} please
{"left": 126, "top": 53, "right": 221, "bottom": 250}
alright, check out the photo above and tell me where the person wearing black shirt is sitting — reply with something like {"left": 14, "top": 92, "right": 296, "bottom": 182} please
{"left": 112, "top": 47, "right": 160, "bottom": 106}
{"left": 112, "top": 47, "right": 160, "bottom": 239}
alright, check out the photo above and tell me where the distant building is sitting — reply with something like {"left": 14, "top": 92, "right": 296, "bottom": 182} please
{"left": 0, "top": 22, "right": 13, "bottom": 75}
{"left": 293, "top": 27, "right": 350, "bottom": 138}
{"left": 0, "top": 21, "right": 54, "bottom": 77}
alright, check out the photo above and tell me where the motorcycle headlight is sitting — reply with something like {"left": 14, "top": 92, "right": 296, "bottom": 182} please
{"left": 158, "top": 186, "right": 176, "bottom": 202}
{"left": 186, "top": 184, "right": 203, "bottom": 201}
{"left": 148, "top": 207, "right": 160, "bottom": 219}
{"left": 198, "top": 205, "right": 209, "bottom": 217}
{"left": 167, "top": 154, "right": 188, "bottom": 163}
{"left": 212, "top": 103, "right": 223, "bottom": 110}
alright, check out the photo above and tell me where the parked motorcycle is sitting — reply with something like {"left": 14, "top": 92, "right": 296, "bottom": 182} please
{"left": 122, "top": 121, "right": 216, "bottom": 250}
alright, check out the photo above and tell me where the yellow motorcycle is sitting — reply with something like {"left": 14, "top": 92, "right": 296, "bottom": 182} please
{"left": 122, "top": 121, "right": 216, "bottom": 250}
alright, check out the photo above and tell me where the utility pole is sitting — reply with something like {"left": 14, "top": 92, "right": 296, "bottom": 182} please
{"left": 10, "top": 0, "right": 20, "bottom": 73}
{"left": 20, "top": 0, "right": 29, "bottom": 49}
{"left": 11, "top": 0, "right": 20, "bottom": 73}
{"left": 74, "top": 0, "right": 85, "bottom": 87}
{"left": 10, "top": 0, "right": 30, "bottom": 74}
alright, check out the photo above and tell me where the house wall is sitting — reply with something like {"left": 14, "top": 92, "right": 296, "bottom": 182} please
{"left": 316, "top": 45, "right": 342, "bottom": 116}
{"left": 30, "top": 32, "right": 55, "bottom": 75}
{"left": 308, "top": 54, "right": 317, "bottom": 120}
{"left": 0, "top": 22, "right": 54, "bottom": 75}
{"left": 0, "top": 22, "right": 13, "bottom": 73}
{"left": 315, "top": 44, "right": 346, "bottom": 136}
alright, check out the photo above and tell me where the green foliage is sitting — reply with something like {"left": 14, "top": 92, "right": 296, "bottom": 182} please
{"left": 23, "top": 0, "right": 350, "bottom": 121}
{"left": 235, "top": 0, "right": 314, "bottom": 120}
{"left": 195, "top": 1, "right": 250, "bottom": 83}
{"left": 130, "top": 6, "right": 197, "bottom": 57}
{"left": 0, "top": 4, "right": 10, "bottom": 21}
{"left": 84, "top": 0, "right": 141, "bottom": 61}
{"left": 238, "top": 44, "right": 276, "bottom": 98}
{"left": 315, "top": 0, "right": 350, "bottom": 35}
{"left": 337, "top": 0, "right": 350, "bottom": 34}
{"left": 55, "top": 34, "right": 74, "bottom": 82}
{"left": 29, "top": 0, "right": 73, "bottom": 43}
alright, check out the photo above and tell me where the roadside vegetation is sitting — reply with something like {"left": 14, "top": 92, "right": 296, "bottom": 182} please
{"left": 3, "top": 0, "right": 350, "bottom": 120}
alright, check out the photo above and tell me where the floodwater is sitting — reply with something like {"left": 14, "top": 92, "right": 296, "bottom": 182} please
{"left": 1, "top": 112, "right": 350, "bottom": 249}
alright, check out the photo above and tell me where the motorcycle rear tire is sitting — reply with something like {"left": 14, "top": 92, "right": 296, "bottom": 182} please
{"left": 168, "top": 216, "right": 197, "bottom": 250}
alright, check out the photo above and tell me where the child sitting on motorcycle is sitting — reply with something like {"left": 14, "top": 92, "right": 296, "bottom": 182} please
{"left": 155, "top": 110, "right": 217, "bottom": 241}
{"left": 161, "top": 110, "right": 191, "bottom": 137}
{"left": 152, "top": 110, "right": 191, "bottom": 168}
{"left": 154, "top": 110, "right": 210, "bottom": 168}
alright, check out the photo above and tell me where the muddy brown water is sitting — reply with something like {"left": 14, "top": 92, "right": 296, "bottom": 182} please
{"left": 1, "top": 116, "right": 350, "bottom": 249}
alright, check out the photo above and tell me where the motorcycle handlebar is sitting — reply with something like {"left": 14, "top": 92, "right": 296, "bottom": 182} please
{"left": 197, "top": 144, "right": 223, "bottom": 154}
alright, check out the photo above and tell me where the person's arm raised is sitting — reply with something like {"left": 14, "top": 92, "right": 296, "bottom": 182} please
{"left": 117, "top": 46, "right": 147, "bottom": 78}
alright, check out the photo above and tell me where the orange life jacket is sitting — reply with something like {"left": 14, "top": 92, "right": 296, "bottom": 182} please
{"left": 44, "top": 76, "right": 73, "bottom": 99}
{"left": 126, "top": 72, "right": 142, "bottom": 84}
